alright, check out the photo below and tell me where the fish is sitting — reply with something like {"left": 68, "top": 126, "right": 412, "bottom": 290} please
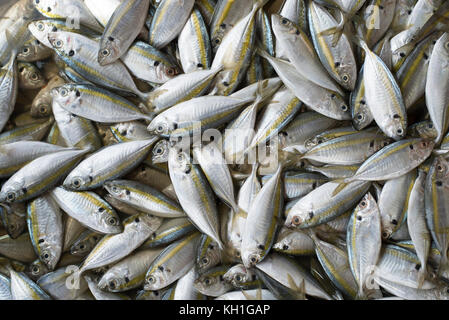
{"left": 347, "top": 193, "right": 382, "bottom": 299}
{"left": 0, "top": 148, "right": 88, "bottom": 203}
{"left": 98, "top": 0, "right": 150, "bottom": 66}
{"left": 425, "top": 32, "right": 449, "bottom": 144}
{"left": 148, "top": 0, "right": 195, "bottom": 49}
{"left": 103, "top": 179, "right": 184, "bottom": 218}
{"left": 144, "top": 232, "right": 201, "bottom": 290}
{"left": 178, "top": 8, "right": 212, "bottom": 73}
{"left": 121, "top": 41, "right": 180, "bottom": 85}
{"left": 168, "top": 148, "right": 223, "bottom": 248}
{"left": 51, "top": 187, "right": 122, "bottom": 235}
{"left": 52, "top": 83, "right": 153, "bottom": 123}
{"left": 98, "top": 248, "right": 163, "bottom": 292}
{"left": 241, "top": 165, "right": 283, "bottom": 268}
{"left": 27, "top": 194, "right": 64, "bottom": 270}
{"left": 78, "top": 213, "right": 162, "bottom": 274}
{"left": 63, "top": 139, "right": 157, "bottom": 190}
{"left": 17, "top": 62, "right": 46, "bottom": 90}
{"left": 425, "top": 156, "right": 449, "bottom": 276}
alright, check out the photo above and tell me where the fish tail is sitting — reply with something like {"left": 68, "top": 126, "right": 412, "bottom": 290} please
{"left": 317, "top": 10, "right": 346, "bottom": 47}
{"left": 417, "top": 265, "right": 427, "bottom": 289}
{"left": 438, "top": 250, "right": 449, "bottom": 277}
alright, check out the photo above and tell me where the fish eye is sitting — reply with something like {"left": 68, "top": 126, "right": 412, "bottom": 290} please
{"left": 281, "top": 19, "right": 288, "bottom": 25}
{"left": 235, "top": 275, "right": 242, "bottom": 282}
{"left": 214, "top": 38, "right": 220, "bottom": 44}
{"left": 79, "top": 244, "right": 85, "bottom": 250}
{"left": 31, "top": 73, "right": 39, "bottom": 81}
{"left": 330, "top": 93, "right": 336, "bottom": 99}
{"left": 341, "top": 105, "right": 348, "bottom": 112}
{"left": 396, "top": 128, "right": 403, "bottom": 135}
{"left": 202, "top": 257, "right": 209, "bottom": 264}
{"left": 360, "top": 201, "right": 367, "bottom": 207}
{"left": 101, "top": 49, "right": 110, "bottom": 57}
{"left": 156, "top": 148, "right": 163, "bottom": 154}
{"left": 166, "top": 68, "right": 176, "bottom": 76}
{"left": 292, "top": 216, "right": 301, "bottom": 226}
{"left": 356, "top": 114, "right": 364, "bottom": 121}
{"left": 54, "top": 40, "right": 63, "bottom": 48}
{"left": 32, "top": 266, "right": 40, "bottom": 274}
{"left": 342, "top": 74, "right": 349, "bottom": 82}
{"left": 357, "top": 216, "right": 362, "bottom": 221}
{"left": 437, "top": 165, "right": 444, "bottom": 172}
{"left": 72, "top": 177, "right": 82, "bottom": 188}
{"left": 107, "top": 217, "right": 117, "bottom": 225}
{"left": 420, "top": 141, "right": 428, "bottom": 148}
{"left": 147, "top": 276, "right": 156, "bottom": 283}
{"left": 41, "top": 252, "right": 50, "bottom": 261}
{"left": 204, "top": 278, "right": 211, "bottom": 285}
{"left": 37, "top": 22, "right": 44, "bottom": 31}
{"left": 108, "top": 280, "right": 117, "bottom": 289}
{"left": 445, "top": 42, "right": 449, "bottom": 50}
{"left": 9, "top": 224, "right": 15, "bottom": 231}
{"left": 22, "top": 47, "right": 29, "bottom": 53}
{"left": 156, "top": 125, "right": 164, "bottom": 133}
{"left": 6, "top": 192, "right": 15, "bottom": 201}
{"left": 60, "top": 88, "right": 68, "bottom": 96}
{"left": 38, "top": 104, "right": 48, "bottom": 114}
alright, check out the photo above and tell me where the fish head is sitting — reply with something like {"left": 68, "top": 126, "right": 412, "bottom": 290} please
{"left": 28, "top": 20, "right": 55, "bottom": 47}
{"left": 325, "top": 92, "right": 351, "bottom": 120}
{"left": 382, "top": 114, "right": 407, "bottom": 140}
{"left": 147, "top": 116, "right": 172, "bottom": 136}
{"left": 31, "top": 95, "right": 53, "bottom": 118}
{"left": 193, "top": 273, "right": 225, "bottom": 296}
{"left": 97, "top": 206, "right": 122, "bottom": 234}
{"left": 103, "top": 181, "right": 132, "bottom": 202}
{"left": 98, "top": 38, "right": 120, "bottom": 66}
{"left": 62, "top": 172, "right": 90, "bottom": 190}
{"left": 47, "top": 31, "right": 80, "bottom": 57}
{"left": 354, "top": 192, "right": 377, "bottom": 223}
{"left": 26, "top": 259, "right": 49, "bottom": 281}
{"left": 33, "top": 0, "right": 59, "bottom": 17}
{"left": 38, "top": 245, "right": 60, "bottom": 271}
{"left": 144, "top": 268, "right": 166, "bottom": 291}
{"left": 70, "top": 235, "right": 99, "bottom": 256}
{"left": 168, "top": 148, "right": 192, "bottom": 174}
{"left": 18, "top": 62, "right": 46, "bottom": 89}
{"left": 273, "top": 235, "right": 294, "bottom": 252}
{"left": 0, "top": 182, "right": 25, "bottom": 203}
{"left": 223, "top": 264, "right": 250, "bottom": 287}
{"left": 408, "top": 139, "right": 435, "bottom": 162}
{"left": 241, "top": 249, "right": 262, "bottom": 269}
{"left": 370, "top": 136, "right": 392, "bottom": 154}
{"left": 123, "top": 213, "right": 162, "bottom": 234}
{"left": 432, "top": 156, "right": 449, "bottom": 183}
{"left": 17, "top": 38, "right": 46, "bottom": 61}
{"left": 352, "top": 105, "right": 372, "bottom": 131}
{"left": 196, "top": 240, "right": 221, "bottom": 273}
{"left": 271, "top": 14, "right": 302, "bottom": 39}
{"left": 284, "top": 207, "right": 309, "bottom": 229}
{"left": 152, "top": 140, "right": 170, "bottom": 164}
{"left": 98, "top": 271, "right": 125, "bottom": 292}
{"left": 51, "top": 83, "right": 81, "bottom": 112}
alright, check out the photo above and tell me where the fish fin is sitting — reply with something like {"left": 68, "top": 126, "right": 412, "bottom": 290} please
{"left": 330, "top": 177, "right": 353, "bottom": 197}
{"left": 287, "top": 273, "right": 307, "bottom": 300}
{"left": 438, "top": 252, "right": 449, "bottom": 278}
{"left": 417, "top": 266, "right": 427, "bottom": 290}
{"left": 317, "top": 10, "right": 346, "bottom": 47}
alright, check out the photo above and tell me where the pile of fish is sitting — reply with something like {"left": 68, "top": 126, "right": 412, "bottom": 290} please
{"left": 0, "top": 0, "right": 448, "bottom": 300}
